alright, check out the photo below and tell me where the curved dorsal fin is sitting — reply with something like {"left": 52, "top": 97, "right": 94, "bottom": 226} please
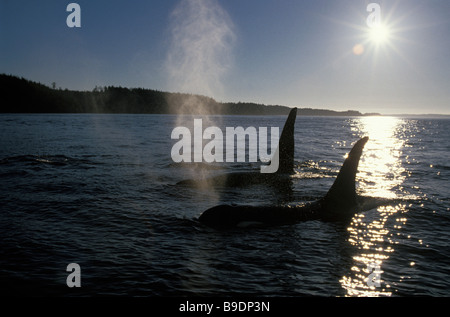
{"left": 276, "top": 107, "right": 297, "bottom": 174}
{"left": 323, "top": 137, "right": 369, "bottom": 210}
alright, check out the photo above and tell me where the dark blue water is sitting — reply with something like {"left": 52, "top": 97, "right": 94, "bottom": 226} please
{"left": 1, "top": 114, "right": 449, "bottom": 296}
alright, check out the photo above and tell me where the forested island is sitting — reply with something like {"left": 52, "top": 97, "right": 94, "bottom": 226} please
{"left": 0, "top": 74, "right": 376, "bottom": 116}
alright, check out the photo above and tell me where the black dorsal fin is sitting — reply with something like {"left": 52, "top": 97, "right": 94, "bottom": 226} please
{"left": 323, "top": 137, "right": 369, "bottom": 211}
{"left": 276, "top": 107, "right": 297, "bottom": 174}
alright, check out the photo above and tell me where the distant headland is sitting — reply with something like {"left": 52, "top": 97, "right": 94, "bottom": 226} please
{"left": 0, "top": 74, "right": 378, "bottom": 116}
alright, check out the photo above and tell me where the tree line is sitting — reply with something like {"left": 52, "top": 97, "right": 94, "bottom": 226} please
{"left": 0, "top": 74, "right": 367, "bottom": 116}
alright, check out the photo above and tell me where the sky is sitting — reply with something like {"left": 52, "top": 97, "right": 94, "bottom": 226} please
{"left": 1, "top": 0, "right": 449, "bottom": 114}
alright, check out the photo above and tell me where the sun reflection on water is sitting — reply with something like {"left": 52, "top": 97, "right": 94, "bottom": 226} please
{"left": 341, "top": 204, "right": 409, "bottom": 296}
{"left": 355, "top": 116, "right": 406, "bottom": 199}
{"left": 340, "top": 116, "right": 408, "bottom": 297}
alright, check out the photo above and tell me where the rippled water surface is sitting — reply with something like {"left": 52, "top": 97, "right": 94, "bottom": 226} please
{"left": 1, "top": 114, "right": 449, "bottom": 296}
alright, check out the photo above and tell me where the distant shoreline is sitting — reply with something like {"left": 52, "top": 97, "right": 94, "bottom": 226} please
{"left": 2, "top": 113, "right": 449, "bottom": 119}
{"left": 1, "top": 74, "right": 449, "bottom": 117}
{"left": 0, "top": 74, "right": 369, "bottom": 116}
{"left": 387, "top": 114, "right": 450, "bottom": 118}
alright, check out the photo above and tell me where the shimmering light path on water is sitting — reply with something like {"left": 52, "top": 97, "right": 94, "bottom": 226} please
{"left": 0, "top": 114, "right": 449, "bottom": 296}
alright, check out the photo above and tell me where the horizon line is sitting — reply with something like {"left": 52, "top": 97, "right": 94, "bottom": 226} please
{"left": 2, "top": 73, "right": 450, "bottom": 117}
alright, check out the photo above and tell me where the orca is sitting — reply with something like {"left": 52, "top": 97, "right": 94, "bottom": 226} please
{"left": 177, "top": 107, "right": 298, "bottom": 188}
{"left": 198, "top": 136, "right": 377, "bottom": 229}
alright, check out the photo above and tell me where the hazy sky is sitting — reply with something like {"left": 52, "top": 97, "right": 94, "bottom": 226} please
{"left": 1, "top": 0, "right": 449, "bottom": 114}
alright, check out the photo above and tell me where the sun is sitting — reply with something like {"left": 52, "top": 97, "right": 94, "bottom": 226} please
{"left": 368, "top": 23, "right": 391, "bottom": 45}
{"left": 353, "top": 22, "right": 393, "bottom": 56}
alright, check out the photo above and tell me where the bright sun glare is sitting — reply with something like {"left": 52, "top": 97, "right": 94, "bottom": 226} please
{"left": 368, "top": 23, "right": 391, "bottom": 45}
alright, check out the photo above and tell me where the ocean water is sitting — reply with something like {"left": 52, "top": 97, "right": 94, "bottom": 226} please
{"left": 0, "top": 113, "right": 449, "bottom": 297}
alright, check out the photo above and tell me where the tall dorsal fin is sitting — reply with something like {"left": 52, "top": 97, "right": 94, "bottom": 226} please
{"left": 323, "top": 137, "right": 369, "bottom": 210}
{"left": 276, "top": 107, "right": 297, "bottom": 174}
